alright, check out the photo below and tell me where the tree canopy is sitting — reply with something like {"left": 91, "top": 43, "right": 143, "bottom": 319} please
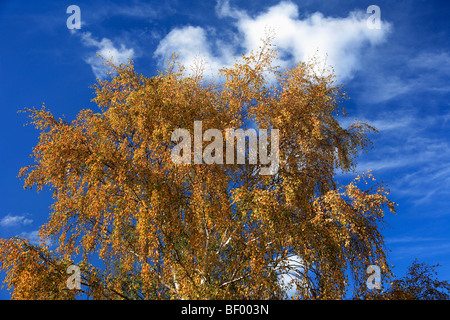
{"left": 0, "top": 39, "right": 396, "bottom": 299}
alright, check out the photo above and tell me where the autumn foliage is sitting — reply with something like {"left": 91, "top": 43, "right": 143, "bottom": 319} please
{"left": 0, "top": 39, "right": 396, "bottom": 299}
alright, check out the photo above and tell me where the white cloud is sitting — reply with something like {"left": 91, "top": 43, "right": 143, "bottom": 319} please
{"left": 155, "top": 1, "right": 391, "bottom": 81}
{"left": 18, "top": 230, "right": 52, "bottom": 246}
{"left": 154, "top": 26, "right": 236, "bottom": 77}
{"left": 0, "top": 214, "right": 33, "bottom": 228}
{"left": 275, "top": 254, "right": 306, "bottom": 298}
{"left": 80, "top": 32, "right": 135, "bottom": 79}
{"left": 19, "top": 230, "right": 40, "bottom": 244}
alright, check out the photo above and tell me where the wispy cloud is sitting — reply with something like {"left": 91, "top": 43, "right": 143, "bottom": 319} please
{"left": 0, "top": 214, "right": 33, "bottom": 228}
{"left": 361, "top": 75, "right": 413, "bottom": 104}
{"left": 409, "top": 52, "right": 450, "bottom": 74}
{"left": 360, "top": 51, "right": 450, "bottom": 104}
{"left": 349, "top": 109, "right": 450, "bottom": 207}
{"left": 389, "top": 242, "right": 450, "bottom": 261}
{"left": 387, "top": 236, "right": 448, "bottom": 244}
{"left": 155, "top": 0, "right": 391, "bottom": 80}
{"left": 76, "top": 0, "right": 174, "bottom": 30}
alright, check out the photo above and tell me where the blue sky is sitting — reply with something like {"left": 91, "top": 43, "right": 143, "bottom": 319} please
{"left": 1, "top": 0, "right": 450, "bottom": 298}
